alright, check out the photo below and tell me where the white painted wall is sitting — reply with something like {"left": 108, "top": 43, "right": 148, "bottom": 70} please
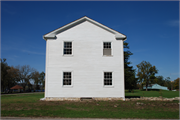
{"left": 45, "top": 21, "right": 124, "bottom": 99}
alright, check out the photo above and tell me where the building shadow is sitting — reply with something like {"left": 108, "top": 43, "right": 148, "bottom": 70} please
{"left": 125, "top": 96, "right": 141, "bottom": 98}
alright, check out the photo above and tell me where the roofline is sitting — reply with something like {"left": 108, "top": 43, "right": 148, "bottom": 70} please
{"left": 43, "top": 16, "right": 87, "bottom": 40}
{"left": 43, "top": 16, "right": 127, "bottom": 41}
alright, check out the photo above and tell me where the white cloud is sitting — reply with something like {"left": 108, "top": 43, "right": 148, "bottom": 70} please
{"left": 168, "top": 20, "right": 179, "bottom": 27}
{"left": 22, "top": 50, "right": 45, "bottom": 55}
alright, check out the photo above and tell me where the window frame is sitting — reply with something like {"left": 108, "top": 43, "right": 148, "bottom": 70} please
{"left": 63, "top": 41, "right": 73, "bottom": 56}
{"left": 103, "top": 71, "right": 114, "bottom": 87}
{"left": 62, "top": 71, "right": 73, "bottom": 87}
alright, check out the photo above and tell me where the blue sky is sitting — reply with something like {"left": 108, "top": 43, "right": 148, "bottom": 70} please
{"left": 1, "top": 1, "right": 179, "bottom": 81}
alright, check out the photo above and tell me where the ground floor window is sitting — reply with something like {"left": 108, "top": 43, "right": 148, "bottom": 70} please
{"left": 63, "top": 72, "right": 71, "bottom": 85}
{"left": 104, "top": 72, "right": 112, "bottom": 85}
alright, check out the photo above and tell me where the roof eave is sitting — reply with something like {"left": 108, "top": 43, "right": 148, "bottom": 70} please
{"left": 43, "top": 16, "right": 127, "bottom": 41}
{"left": 115, "top": 34, "right": 127, "bottom": 41}
{"left": 43, "top": 33, "right": 57, "bottom": 40}
{"left": 43, "top": 17, "right": 87, "bottom": 40}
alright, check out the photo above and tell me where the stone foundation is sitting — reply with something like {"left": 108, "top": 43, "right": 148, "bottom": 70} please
{"left": 93, "top": 97, "right": 124, "bottom": 101}
{"left": 44, "top": 97, "right": 80, "bottom": 101}
{"left": 40, "top": 97, "right": 180, "bottom": 101}
{"left": 125, "top": 97, "right": 180, "bottom": 101}
{"left": 40, "top": 97, "right": 125, "bottom": 101}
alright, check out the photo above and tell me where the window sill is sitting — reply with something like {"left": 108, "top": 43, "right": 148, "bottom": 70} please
{"left": 63, "top": 55, "right": 73, "bottom": 57}
{"left": 63, "top": 85, "right": 73, "bottom": 88}
{"left": 103, "top": 85, "right": 114, "bottom": 88}
{"left": 103, "top": 55, "right": 113, "bottom": 57}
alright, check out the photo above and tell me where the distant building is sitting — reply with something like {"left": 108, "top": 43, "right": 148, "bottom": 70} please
{"left": 143, "top": 84, "right": 169, "bottom": 91}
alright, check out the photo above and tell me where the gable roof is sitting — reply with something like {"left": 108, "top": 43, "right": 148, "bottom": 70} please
{"left": 143, "top": 83, "right": 169, "bottom": 91}
{"left": 10, "top": 85, "right": 23, "bottom": 89}
{"left": 43, "top": 16, "right": 127, "bottom": 41}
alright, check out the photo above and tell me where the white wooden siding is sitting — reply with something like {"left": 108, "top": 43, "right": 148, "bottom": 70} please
{"left": 45, "top": 21, "right": 124, "bottom": 98}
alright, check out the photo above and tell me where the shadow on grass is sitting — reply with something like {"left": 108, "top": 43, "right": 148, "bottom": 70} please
{"left": 125, "top": 96, "right": 140, "bottom": 98}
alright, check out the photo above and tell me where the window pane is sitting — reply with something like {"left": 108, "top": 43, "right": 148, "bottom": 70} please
{"left": 109, "top": 82, "right": 112, "bottom": 85}
{"left": 104, "top": 72, "right": 112, "bottom": 86}
{"left": 64, "top": 42, "right": 72, "bottom": 55}
{"left": 103, "top": 42, "right": 111, "bottom": 56}
{"left": 64, "top": 42, "right": 72, "bottom": 48}
{"left": 63, "top": 72, "right": 71, "bottom": 85}
{"left": 104, "top": 42, "right": 111, "bottom": 49}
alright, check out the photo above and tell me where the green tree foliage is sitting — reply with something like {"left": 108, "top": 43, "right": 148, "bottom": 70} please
{"left": 124, "top": 42, "right": 138, "bottom": 92}
{"left": 6, "top": 66, "right": 19, "bottom": 89}
{"left": 1, "top": 58, "right": 45, "bottom": 92}
{"left": 174, "top": 78, "right": 179, "bottom": 89}
{"left": 1, "top": 58, "right": 10, "bottom": 91}
{"left": 155, "top": 76, "right": 164, "bottom": 86}
{"left": 31, "top": 71, "right": 40, "bottom": 90}
{"left": 31, "top": 71, "right": 45, "bottom": 90}
{"left": 164, "top": 77, "right": 171, "bottom": 90}
{"left": 7, "top": 66, "right": 19, "bottom": 81}
{"left": 136, "top": 61, "right": 158, "bottom": 91}
{"left": 1, "top": 59, "right": 20, "bottom": 91}
{"left": 39, "top": 72, "right": 45, "bottom": 89}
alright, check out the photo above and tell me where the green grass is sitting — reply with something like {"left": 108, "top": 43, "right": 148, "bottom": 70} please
{"left": 1, "top": 92, "right": 179, "bottom": 118}
{"left": 125, "top": 89, "right": 179, "bottom": 98}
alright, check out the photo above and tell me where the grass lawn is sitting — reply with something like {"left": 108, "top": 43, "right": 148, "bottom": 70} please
{"left": 125, "top": 89, "right": 179, "bottom": 98}
{"left": 1, "top": 92, "right": 179, "bottom": 119}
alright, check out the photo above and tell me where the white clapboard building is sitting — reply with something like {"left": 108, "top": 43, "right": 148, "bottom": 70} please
{"left": 42, "top": 16, "right": 127, "bottom": 101}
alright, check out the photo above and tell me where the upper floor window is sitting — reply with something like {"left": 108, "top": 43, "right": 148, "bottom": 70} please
{"left": 103, "top": 42, "right": 111, "bottom": 56}
{"left": 64, "top": 42, "right": 72, "bottom": 55}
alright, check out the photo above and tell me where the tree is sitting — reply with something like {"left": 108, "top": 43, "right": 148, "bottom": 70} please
{"left": 39, "top": 72, "right": 45, "bottom": 90}
{"left": 136, "top": 61, "right": 158, "bottom": 91}
{"left": 31, "top": 71, "right": 45, "bottom": 91}
{"left": 1, "top": 58, "right": 44, "bottom": 92}
{"left": 1, "top": 58, "right": 10, "bottom": 91}
{"left": 124, "top": 42, "right": 138, "bottom": 92}
{"left": 163, "top": 77, "right": 171, "bottom": 90}
{"left": 6, "top": 66, "right": 19, "bottom": 90}
{"left": 31, "top": 71, "right": 40, "bottom": 90}
{"left": 1, "top": 59, "right": 20, "bottom": 92}
{"left": 174, "top": 78, "right": 179, "bottom": 90}
{"left": 16, "top": 65, "right": 35, "bottom": 92}
{"left": 155, "top": 76, "right": 165, "bottom": 86}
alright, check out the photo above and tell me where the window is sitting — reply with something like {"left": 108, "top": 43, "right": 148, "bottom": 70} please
{"left": 64, "top": 42, "right": 72, "bottom": 55}
{"left": 63, "top": 72, "right": 71, "bottom": 85}
{"left": 103, "top": 42, "right": 111, "bottom": 56}
{"left": 104, "top": 72, "right": 112, "bottom": 85}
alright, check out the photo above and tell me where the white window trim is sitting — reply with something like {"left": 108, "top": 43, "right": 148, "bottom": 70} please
{"left": 103, "top": 71, "right": 114, "bottom": 88}
{"left": 63, "top": 41, "right": 73, "bottom": 56}
{"left": 102, "top": 41, "right": 113, "bottom": 57}
{"left": 62, "top": 71, "right": 73, "bottom": 88}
